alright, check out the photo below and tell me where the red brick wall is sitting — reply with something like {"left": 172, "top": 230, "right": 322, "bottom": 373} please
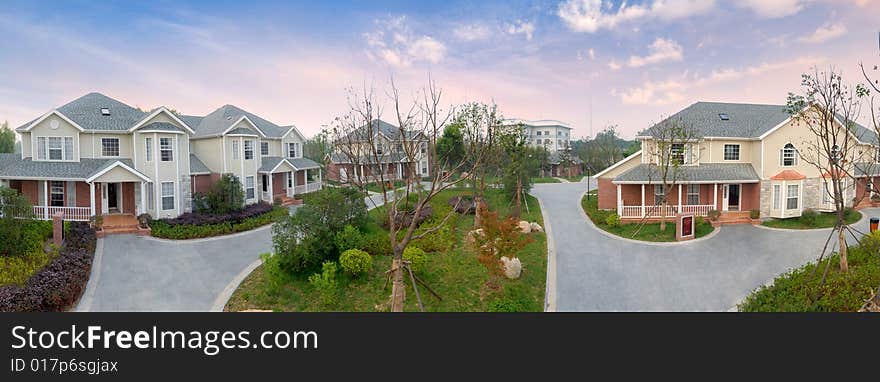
{"left": 94, "top": 184, "right": 102, "bottom": 216}
{"left": 741, "top": 183, "right": 760, "bottom": 211}
{"left": 122, "top": 183, "right": 135, "bottom": 214}
{"left": 272, "top": 173, "right": 285, "bottom": 195}
{"left": 597, "top": 178, "right": 616, "bottom": 210}
{"left": 75, "top": 182, "right": 91, "bottom": 208}
{"left": 191, "top": 174, "right": 218, "bottom": 195}
{"left": 20, "top": 180, "right": 39, "bottom": 205}
{"left": 296, "top": 170, "right": 306, "bottom": 185}
{"left": 620, "top": 184, "right": 641, "bottom": 206}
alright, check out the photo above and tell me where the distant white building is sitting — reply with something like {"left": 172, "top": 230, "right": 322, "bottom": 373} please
{"left": 505, "top": 119, "right": 573, "bottom": 152}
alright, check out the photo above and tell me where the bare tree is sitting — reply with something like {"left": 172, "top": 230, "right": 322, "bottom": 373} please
{"left": 331, "top": 77, "right": 495, "bottom": 312}
{"left": 639, "top": 116, "right": 701, "bottom": 232}
{"left": 785, "top": 68, "right": 871, "bottom": 273}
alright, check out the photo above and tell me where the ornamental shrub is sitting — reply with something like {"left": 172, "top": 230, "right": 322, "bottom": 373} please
{"left": 362, "top": 232, "right": 392, "bottom": 257}
{"left": 339, "top": 249, "right": 372, "bottom": 276}
{"left": 707, "top": 210, "right": 721, "bottom": 221}
{"left": 801, "top": 208, "right": 817, "bottom": 226}
{"left": 204, "top": 174, "right": 245, "bottom": 214}
{"left": 308, "top": 261, "right": 339, "bottom": 306}
{"left": 403, "top": 246, "right": 428, "bottom": 273}
{"left": 604, "top": 213, "right": 621, "bottom": 227}
{"left": 334, "top": 225, "right": 365, "bottom": 253}
{"left": 749, "top": 209, "right": 760, "bottom": 219}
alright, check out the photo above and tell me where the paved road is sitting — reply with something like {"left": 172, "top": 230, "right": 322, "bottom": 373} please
{"left": 532, "top": 178, "right": 874, "bottom": 311}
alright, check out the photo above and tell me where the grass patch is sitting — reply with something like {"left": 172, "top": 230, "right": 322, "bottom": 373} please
{"left": 761, "top": 209, "right": 862, "bottom": 229}
{"left": 581, "top": 193, "right": 714, "bottom": 242}
{"left": 563, "top": 175, "right": 585, "bottom": 182}
{"left": 225, "top": 188, "right": 547, "bottom": 312}
{"left": 365, "top": 181, "right": 406, "bottom": 194}
{"left": 739, "top": 232, "right": 880, "bottom": 312}
{"left": 531, "top": 177, "right": 561, "bottom": 184}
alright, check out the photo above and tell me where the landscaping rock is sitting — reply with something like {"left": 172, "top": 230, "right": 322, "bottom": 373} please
{"left": 465, "top": 228, "right": 484, "bottom": 248}
{"left": 500, "top": 256, "right": 522, "bottom": 279}
{"left": 518, "top": 220, "right": 531, "bottom": 234}
{"left": 530, "top": 222, "right": 544, "bottom": 232}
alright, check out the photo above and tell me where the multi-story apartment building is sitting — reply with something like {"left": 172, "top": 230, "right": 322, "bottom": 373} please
{"left": 596, "top": 102, "right": 879, "bottom": 221}
{"left": 326, "top": 119, "right": 430, "bottom": 184}
{"left": 0, "top": 92, "right": 322, "bottom": 221}
{"left": 506, "top": 119, "right": 582, "bottom": 177}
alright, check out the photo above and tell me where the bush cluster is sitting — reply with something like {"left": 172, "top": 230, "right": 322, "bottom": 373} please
{"left": 0, "top": 223, "right": 97, "bottom": 312}
{"left": 604, "top": 213, "right": 621, "bottom": 227}
{"left": 161, "top": 202, "right": 274, "bottom": 226}
{"left": 150, "top": 205, "right": 287, "bottom": 240}
{"left": 801, "top": 208, "right": 818, "bottom": 226}
{"left": 339, "top": 249, "right": 372, "bottom": 276}
{"left": 403, "top": 246, "right": 428, "bottom": 272}
{"left": 308, "top": 261, "right": 339, "bottom": 306}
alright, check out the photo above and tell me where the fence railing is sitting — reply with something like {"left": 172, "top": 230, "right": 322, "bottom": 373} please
{"left": 25, "top": 206, "right": 92, "bottom": 221}
{"left": 294, "top": 182, "right": 322, "bottom": 195}
{"left": 619, "top": 204, "right": 714, "bottom": 219}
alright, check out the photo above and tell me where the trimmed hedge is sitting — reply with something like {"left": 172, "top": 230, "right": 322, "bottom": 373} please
{"left": 150, "top": 205, "right": 288, "bottom": 240}
{"left": 0, "top": 222, "right": 97, "bottom": 312}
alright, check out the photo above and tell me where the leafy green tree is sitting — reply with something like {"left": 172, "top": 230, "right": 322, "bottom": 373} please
{"left": 0, "top": 187, "right": 35, "bottom": 256}
{"left": 0, "top": 121, "right": 15, "bottom": 153}
{"left": 304, "top": 129, "right": 332, "bottom": 167}
{"left": 497, "top": 122, "right": 532, "bottom": 215}
{"left": 436, "top": 123, "right": 465, "bottom": 170}
{"left": 205, "top": 174, "right": 246, "bottom": 214}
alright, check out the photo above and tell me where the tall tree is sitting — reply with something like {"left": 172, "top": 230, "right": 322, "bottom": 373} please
{"left": 435, "top": 123, "right": 465, "bottom": 169}
{"left": 0, "top": 121, "right": 15, "bottom": 153}
{"left": 786, "top": 68, "right": 870, "bottom": 273}
{"left": 304, "top": 129, "right": 332, "bottom": 168}
{"left": 641, "top": 116, "right": 701, "bottom": 232}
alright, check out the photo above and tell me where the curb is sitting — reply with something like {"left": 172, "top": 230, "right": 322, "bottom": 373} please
{"left": 533, "top": 195, "right": 557, "bottom": 313}
{"left": 211, "top": 258, "right": 264, "bottom": 312}
{"left": 751, "top": 211, "right": 868, "bottom": 232}
{"left": 141, "top": 223, "right": 275, "bottom": 244}
{"left": 74, "top": 237, "right": 104, "bottom": 312}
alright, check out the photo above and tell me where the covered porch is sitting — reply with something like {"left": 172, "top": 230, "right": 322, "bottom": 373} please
{"left": 258, "top": 157, "right": 323, "bottom": 205}
{"left": 614, "top": 182, "right": 761, "bottom": 219}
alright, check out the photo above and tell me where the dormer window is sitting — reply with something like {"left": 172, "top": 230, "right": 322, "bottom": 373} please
{"left": 101, "top": 108, "right": 110, "bottom": 116}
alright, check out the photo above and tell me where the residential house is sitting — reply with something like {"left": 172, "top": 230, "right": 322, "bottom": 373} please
{"left": 507, "top": 119, "right": 582, "bottom": 177}
{"left": 326, "top": 119, "right": 430, "bottom": 184}
{"left": 595, "top": 102, "right": 879, "bottom": 221}
{"left": 0, "top": 92, "right": 321, "bottom": 222}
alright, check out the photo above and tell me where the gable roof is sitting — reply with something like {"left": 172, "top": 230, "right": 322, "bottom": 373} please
{"left": 189, "top": 104, "right": 289, "bottom": 139}
{"left": 639, "top": 102, "right": 792, "bottom": 139}
{"left": 0, "top": 156, "right": 143, "bottom": 181}
{"left": 189, "top": 154, "right": 211, "bottom": 174}
{"left": 16, "top": 93, "right": 148, "bottom": 132}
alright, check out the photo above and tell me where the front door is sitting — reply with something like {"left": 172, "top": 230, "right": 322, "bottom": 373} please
{"left": 107, "top": 183, "right": 119, "bottom": 213}
{"left": 722, "top": 184, "right": 729, "bottom": 211}
{"left": 728, "top": 184, "right": 740, "bottom": 211}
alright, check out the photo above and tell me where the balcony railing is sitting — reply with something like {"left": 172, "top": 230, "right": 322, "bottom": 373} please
{"left": 294, "top": 182, "right": 322, "bottom": 195}
{"left": 620, "top": 204, "right": 714, "bottom": 219}
{"left": 24, "top": 206, "right": 92, "bottom": 221}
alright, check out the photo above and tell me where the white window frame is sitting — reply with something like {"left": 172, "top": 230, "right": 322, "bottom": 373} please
{"left": 160, "top": 137, "right": 173, "bottom": 162}
{"left": 161, "top": 182, "right": 175, "bottom": 211}
{"left": 101, "top": 137, "right": 120, "bottom": 157}
{"left": 50, "top": 181, "right": 65, "bottom": 207}
{"left": 786, "top": 184, "right": 799, "bottom": 210}
{"left": 244, "top": 140, "right": 254, "bottom": 160}
{"left": 773, "top": 184, "right": 781, "bottom": 210}
{"left": 781, "top": 144, "right": 797, "bottom": 167}
{"left": 245, "top": 176, "right": 255, "bottom": 200}
{"left": 723, "top": 144, "right": 740, "bottom": 161}
{"left": 822, "top": 181, "right": 832, "bottom": 205}
{"left": 686, "top": 184, "right": 699, "bottom": 205}
{"left": 232, "top": 140, "right": 240, "bottom": 160}
{"left": 261, "top": 142, "right": 269, "bottom": 156}
{"left": 654, "top": 184, "right": 666, "bottom": 206}
{"left": 145, "top": 137, "right": 153, "bottom": 162}
{"left": 48, "top": 137, "right": 63, "bottom": 161}
{"left": 287, "top": 142, "right": 298, "bottom": 158}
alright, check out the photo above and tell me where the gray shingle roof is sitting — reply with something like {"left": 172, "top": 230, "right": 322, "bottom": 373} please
{"left": 614, "top": 163, "right": 760, "bottom": 183}
{"left": 189, "top": 154, "right": 211, "bottom": 174}
{"left": 640, "top": 102, "right": 791, "bottom": 139}
{"left": 0, "top": 156, "right": 144, "bottom": 180}
{"left": 854, "top": 163, "right": 880, "bottom": 178}
{"left": 330, "top": 152, "right": 408, "bottom": 164}
{"left": 189, "top": 104, "right": 289, "bottom": 139}
{"left": 289, "top": 157, "right": 321, "bottom": 170}
{"left": 17, "top": 93, "right": 148, "bottom": 132}
{"left": 140, "top": 122, "right": 184, "bottom": 133}
{"left": 259, "top": 156, "right": 286, "bottom": 172}
{"left": 226, "top": 127, "right": 260, "bottom": 136}
{"left": 339, "top": 119, "right": 421, "bottom": 142}
{"left": 548, "top": 151, "right": 583, "bottom": 165}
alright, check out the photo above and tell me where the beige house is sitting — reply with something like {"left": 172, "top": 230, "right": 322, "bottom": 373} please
{"left": 326, "top": 119, "right": 431, "bottom": 184}
{"left": 0, "top": 92, "right": 321, "bottom": 222}
{"left": 596, "top": 102, "right": 879, "bottom": 221}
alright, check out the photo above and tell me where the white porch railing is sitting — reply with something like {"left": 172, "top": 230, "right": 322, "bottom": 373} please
{"left": 294, "top": 182, "right": 322, "bottom": 195}
{"left": 28, "top": 206, "right": 91, "bottom": 221}
{"left": 619, "top": 204, "right": 714, "bottom": 219}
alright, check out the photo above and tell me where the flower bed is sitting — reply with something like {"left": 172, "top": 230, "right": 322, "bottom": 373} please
{"left": 150, "top": 203, "right": 288, "bottom": 240}
{"left": 0, "top": 222, "right": 97, "bottom": 312}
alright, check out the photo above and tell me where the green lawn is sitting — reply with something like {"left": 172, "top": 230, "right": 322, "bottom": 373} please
{"left": 581, "top": 193, "right": 714, "bottom": 242}
{"left": 739, "top": 232, "right": 880, "bottom": 312}
{"left": 225, "top": 188, "right": 547, "bottom": 312}
{"left": 365, "top": 180, "right": 406, "bottom": 194}
{"left": 563, "top": 175, "right": 585, "bottom": 182}
{"left": 761, "top": 209, "right": 862, "bottom": 229}
{"left": 531, "top": 177, "right": 561, "bottom": 184}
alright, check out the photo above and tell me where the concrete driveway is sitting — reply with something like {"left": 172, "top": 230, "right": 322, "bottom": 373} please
{"left": 532, "top": 179, "right": 874, "bottom": 311}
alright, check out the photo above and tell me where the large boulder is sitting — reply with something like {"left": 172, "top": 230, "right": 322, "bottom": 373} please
{"left": 517, "top": 221, "right": 531, "bottom": 234}
{"left": 384, "top": 205, "right": 433, "bottom": 229}
{"left": 500, "top": 257, "right": 522, "bottom": 279}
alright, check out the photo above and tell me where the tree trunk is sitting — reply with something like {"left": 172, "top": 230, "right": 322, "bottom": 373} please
{"left": 838, "top": 225, "right": 849, "bottom": 272}
{"left": 390, "top": 255, "right": 406, "bottom": 312}
{"left": 659, "top": 201, "right": 667, "bottom": 231}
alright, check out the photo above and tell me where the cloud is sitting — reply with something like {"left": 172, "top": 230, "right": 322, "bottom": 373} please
{"left": 453, "top": 23, "right": 491, "bottom": 41}
{"left": 506, "top": 20, "right": 535, "bottom": 40}
{"left": 364, "top": 15, "right": 447, "bottom": 67}
{"left": 608, "top": 60, "right": 622, "bottom": 70}
{"left": 613, "top": 79, "right": 687, "bottom": 105}
{"left": 798, "top": 22, "right": 847, "bottom": 44}
{"left": 557, "top": 0, "right": 715, "bottom": 33}
{"left": 588, "top": 48, "right": 596, "bottom": 60}
{"left": 734, "top": 0, "right": 811, "bottom": 18}
{"left": 627, "top": 38, "right": 683, "bottom": 67}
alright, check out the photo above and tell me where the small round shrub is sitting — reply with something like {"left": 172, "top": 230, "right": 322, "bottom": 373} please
{"left": 707, "top": 210, "right": 721, "bottom": 221}
{"left": 339, "top": 249, "right": 373, "bottom": 276}
{"left": 801, "top": 208, "right": 817, "bottom": 226}
{"left": 749, "top": 209, "right": 760, "bottom": 219}
{"left": 604, "top": 213, "right": 621, "bottom": 227}
{"left": 363, "top": 232, "right": 392, "bottom": 256}
{"left": 334, "top": 225, "right": 364, "bottom": 253}
{"left": 403, "top": 246, "right": 428, "bottom": 272}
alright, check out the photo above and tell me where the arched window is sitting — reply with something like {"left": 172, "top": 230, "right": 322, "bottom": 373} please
{"left": 781, "top": 143, "right": 797, "bottom": 166}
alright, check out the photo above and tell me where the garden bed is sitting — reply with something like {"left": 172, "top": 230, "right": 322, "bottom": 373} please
{"left": 225, "top": 188, "right": 548, "bottom": 312}
{"left": 149, "top": 203, "right": 289, "bottom": 240}
{"left": 761, "top": 209, "right": 862, "bottom": 229}
{"left": 0, "top": 220, "right": 54, "bottom": 287}
{"left": 739, "top": 231, "right": 880, "bottom": 312}
{"left": 0, "top": 222, "right": 97, "bottom": 312}
{"left": 531, "top": 177, "right": 561, "bottom": 184}
{"left": 581, "top": 193, "right": 714, "bottom": 242}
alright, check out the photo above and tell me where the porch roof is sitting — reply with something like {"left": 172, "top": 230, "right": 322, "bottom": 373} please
{"left": 259, "top": 156, "right": 322, "bottom": 173}
{"left": 613, "top": 163, "right": 760, "bottom": 184}
{"left": 0, "top": 155, "right": 147, "bottom": 182}
{"left": 189, "top": 153, "right": 211, "bottom": 175}
{"left": 854, "top": 163, "right": 880, "bottom": 178}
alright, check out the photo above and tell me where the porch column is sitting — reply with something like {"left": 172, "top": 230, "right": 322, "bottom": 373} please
{"left": 640, "top": 184, "right": 646, "bottom": 218}
{"left": 43, "top": 180, "right": 49, "bottom": 219}
{"left": 318, "top": 168, "right": 322, "bottom": 189}
{"left": 397, "top": 163, "right": 402, "bottom": 180}
{"left": 140, "top": 182, "right": 146, "bottom": 216}
{"left": 268, "top": 174, "right": 274, "bottom": 204}
{"left": 713, "top": 184, "right": 718, "bottom": 210}
{"left": 677, "top": 184, "right": 682, "bottom": 212}
{"left": 616, "top": 184, "right": 622, "bottom": 216}
{"left": 89, "top": 182, "right": 96, "bottom": 217}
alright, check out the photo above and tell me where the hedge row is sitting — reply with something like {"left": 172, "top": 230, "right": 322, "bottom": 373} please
{"left": 150, "top": 206, "right": 289, "bottom": 240}
{"left": 159, "top": 202, "right": 275, "bottom": 226}
{"left": 0, "top": 222, "right": 97, "bottom": 312}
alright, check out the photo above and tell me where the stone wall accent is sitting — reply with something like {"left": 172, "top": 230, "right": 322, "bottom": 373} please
{"left": 180, "top": 174, "right": 192, "bottom": 213}
{"left": 759, "top": 180, "right": 772, "bottom": 217}
{"left": 802, "top": 178, "right": 823, "bottom": 210}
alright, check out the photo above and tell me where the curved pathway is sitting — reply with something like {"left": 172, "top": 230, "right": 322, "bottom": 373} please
{"left": 532, "top": 179, "right": 875, "bottom": 311}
